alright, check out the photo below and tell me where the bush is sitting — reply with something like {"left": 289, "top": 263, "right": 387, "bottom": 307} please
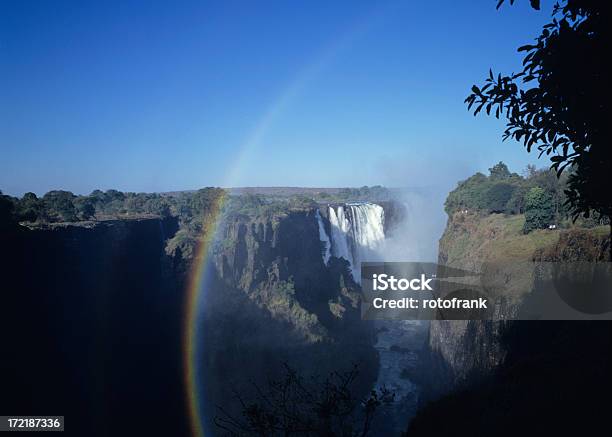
{"left": 445, "top": 163, "right": 570, "bottom": 220}
{"left": 0, "top": 191, "right": 16, "bottom": 229}
{"left": 74, "top": 197, "right": 95, "bottom": 220}
{"left": 16, "top": 192, "right": 42, "bottom": 222}
{"left": 488, "top": 161, "right": 511, "bottom": 180}
{"left": 444, "top": 172, "right": 489, "bottom": 214}
{"left": 505, "top": 184, "right": 528, "bottom": 214}
{"left": 42, "top": 190, "right": 77, "bottom": 222}
{"left": 523, "top": 187, "right": 554, "bottom": 233}
{"left": 484, "top": 182, "right": 516, "bottom": 213}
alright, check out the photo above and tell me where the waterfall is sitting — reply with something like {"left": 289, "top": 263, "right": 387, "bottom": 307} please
{"left": 328, "top": 205, "right": 354, "bottom": 268}
{"left": 319, "top": 202, "right": 385, "bottom": 282}
{"left": 315, "top": 209, "right": 332, "bottom": 264}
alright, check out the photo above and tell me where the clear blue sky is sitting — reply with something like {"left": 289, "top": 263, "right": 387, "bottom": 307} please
{"left": 1, "top": 0, "right": 553, "bottom": 196}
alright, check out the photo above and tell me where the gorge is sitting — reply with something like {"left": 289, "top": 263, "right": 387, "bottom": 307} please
{"left": 1, "top": 193, "right": 427, "bottom": 436}
{"left": 199, "top": 199, "right": 424, "bottom": 435}
{"left": 1, "top": 183, "right": 610, "bottom": 436}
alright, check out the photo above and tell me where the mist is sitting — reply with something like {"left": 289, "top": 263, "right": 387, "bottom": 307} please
{"left": 375, "top": 152, "right": 477, "bottom": 262}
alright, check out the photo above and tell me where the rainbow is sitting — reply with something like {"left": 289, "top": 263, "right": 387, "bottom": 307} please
{"left": 180, "top": 57, "right": 332, "bottom": 437}
{"left": 182, "top": 193, "right": 227, "bottom": 437}
{"left": 181, "top": 6, "right": 392, "bottom": 435}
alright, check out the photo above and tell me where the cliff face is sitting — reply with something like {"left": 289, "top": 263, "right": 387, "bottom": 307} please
{"left": 410, "top": 214, "right": 611, "bottom": 436}
{"left": 0, "top": 200, "right": 403, "bottom": 435}
{"left": 0, "top": 217, "right": 188, "bottom": 437}
{"left": 189, "top": 208, "right": 381, "bottom": 430}
{"left": 1, "top": 209, "right": 380, "bottom": 436}
{"left": 426, "top": 212, "right": 610, "bottom": 394}
{"left": 208, "top": 201, "right": 403, "bottom": 344}
{"left": 210, "top": 209, "right": 367, "bottom": 342}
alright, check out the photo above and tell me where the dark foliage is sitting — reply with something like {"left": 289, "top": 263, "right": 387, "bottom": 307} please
{"left": 214, "top": 364, "right": 394, "bottom": 437}
{"left": 466, "top": 0, "right": 611, "bottom": 223}
{"left": 0, "top": 191, "right": 16, "bottom": 229}
{"left": 523, "top": 186, "right": 554, "bottom": 232}
{"left": 1, "top": 187, "right": 226, "bottom": 225}
{"left": 446, "top": 162, "right": 550, "bottom": 216}
{"left": 484, "top": 182, "right": 516, "bottom": 213}
{"left": 42, "top": 190, "right": 77, "bottom": 222}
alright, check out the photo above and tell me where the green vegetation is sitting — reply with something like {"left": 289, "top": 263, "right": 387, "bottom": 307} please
{"left": 1, "top": 187, "right": 225, "bottom": 225}
{"left": 229, "top": 185, "right": 392, "bottom": 207}
{"left": 1, "top": 184, "right": 393, "bottom": 264}
{"left": 445, "top": 162, "right": 527, "bottom": 215}
{"left": 41, "top": 191, "right": 78, "bottom": 222}
{"left": 1, "top": 184, "right": 392, "bottom": 230}
{"left": 441, "top": 213, "right": 559, "bottom": 265}
{"left": 444, "top": 162, "right": 608, "bottom": 233}
{"left": 483, "top": 182, "right": 515, "bottom": 214}
{"left": 224, "top": 194, "right": 313, "bottom": 219}
{"left": 334, "top": 185, "right": 391, "bottom": 202}
{"left": 0, "top": 191, "right": 15, "bottom": 230}
{"left": 466, "top": 1, "right": 610, "bottom": 227}
{"left": 523, "top": 187, "right": 553, "bottom": 233}
{"left": 0, "top": 187, "right": 229, "bottom": 261}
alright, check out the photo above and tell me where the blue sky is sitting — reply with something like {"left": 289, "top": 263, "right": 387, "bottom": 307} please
{"left": 1, "top": 0, "right": 553, "bottom": 196}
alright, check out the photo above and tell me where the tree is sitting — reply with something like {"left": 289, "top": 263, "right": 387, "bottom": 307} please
{"left": 214, "top": 364, "right": 394, "bottom": 437}
{"left": 484, "top": 182, "right": 515, "bottom": 213}
{"left": 523, "top": 187, "right": 554, "bottom": 233}
{"left": 523, "top": 164, "right": 537, "bottom": 179}
{"left": 16, "top": 192, "right": 42, "bottom": 222}
{"left": 42, "top": 190, "right": 77, "bottom": 222}
{"left": 74, "top": 197, "right": 96, "bottom": 220}
{"left": 465, "top": 1, "right": 611, "bottom": 244}
{"left": 506, "top": 184, "right": 529, "bottom": 214}
{"left": 444, "top": 172, "right": 489, "bottom": 214}
{"left": 0, "top": 191, "right": 16, "bottom": 229}
{"left": 488, "top": 162, "right": 511, "bottom": 180}
{"left": 190, "top": 188, "right": 226, "bottom": 217}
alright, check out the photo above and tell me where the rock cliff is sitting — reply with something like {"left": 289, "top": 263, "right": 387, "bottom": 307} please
{"left": 0, "top": 217, "right": 188, "bottom": 437}
{"left": 425, "top": 212, "right": 610, "bottom": 394}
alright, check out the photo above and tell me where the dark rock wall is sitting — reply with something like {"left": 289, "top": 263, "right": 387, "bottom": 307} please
{"left": 410, "top": 216, "right": 612, "bottom": 435}
{"left": 0, "top": 208, "right": 381, "bottom": 436}
{"left": 198, "top": 210, "right": 379, "bottom": 429}
{"left": 0, "top": 217, "right": 188, "bottom": 437}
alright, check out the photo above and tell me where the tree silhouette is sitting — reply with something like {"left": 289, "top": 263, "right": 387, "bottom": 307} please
{"left": 0, "top": 191, "right": 16, "bottom": 230}
{"left": 214, "top": 364, "right": 394, "bottom": 437}
{"left": 465, "top": 0, "right": 611, "bottom": 247}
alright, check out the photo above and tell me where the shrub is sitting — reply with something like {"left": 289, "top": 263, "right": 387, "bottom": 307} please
{"left": 523, "top": 187, "right": 554, "bottom": 233}
{"left": 484, "top": 182, "right": 516, "bottom": 213}
{"left": 42, "top": 190, "right": 77, "bottom": 222}
{"left": 444, "top": 172, "right": 489, "bottom": 214}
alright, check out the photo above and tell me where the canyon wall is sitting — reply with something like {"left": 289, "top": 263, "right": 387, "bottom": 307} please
{"left": 0, "top": 199, "right": 404, "bottom": 436}
{"left": 410, "top": 212, "right": 611, "bottom": 435}
{"left": 426, "top": 212, "right": 610, "bottom": 392}
{"left": 197, "top": 206, "right": 385, "bottom": 430}
{"left": 0, "top": 217, "right": 188, "bottom": 437}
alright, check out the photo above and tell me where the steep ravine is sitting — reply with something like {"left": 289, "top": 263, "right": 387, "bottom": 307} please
{"left": 0, "top": 200, "right": 416, "bottom": 436}
{"left": 198, "top": 201, "right": 416, "bottom": 433}
{"left": 196, "top": 206, "right": 386, "bottom": 432}
{"left": 409, "top": 212, "right": 611, "bottom": 436}
{"left": 1, "top": 209, "right": 380, "bottom": 436}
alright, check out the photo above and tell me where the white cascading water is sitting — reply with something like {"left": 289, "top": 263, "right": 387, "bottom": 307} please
{"left": 328, "top": 206, "right": 354, "bottom": 267}
{"left": 319, "top": 200, "right": 425, "bottom": 433}
{"left": 321, "top": 203, "right": 385, "bottom": 282}
{"left": 321, "top": 199, "right": 427, "bottom": 433}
